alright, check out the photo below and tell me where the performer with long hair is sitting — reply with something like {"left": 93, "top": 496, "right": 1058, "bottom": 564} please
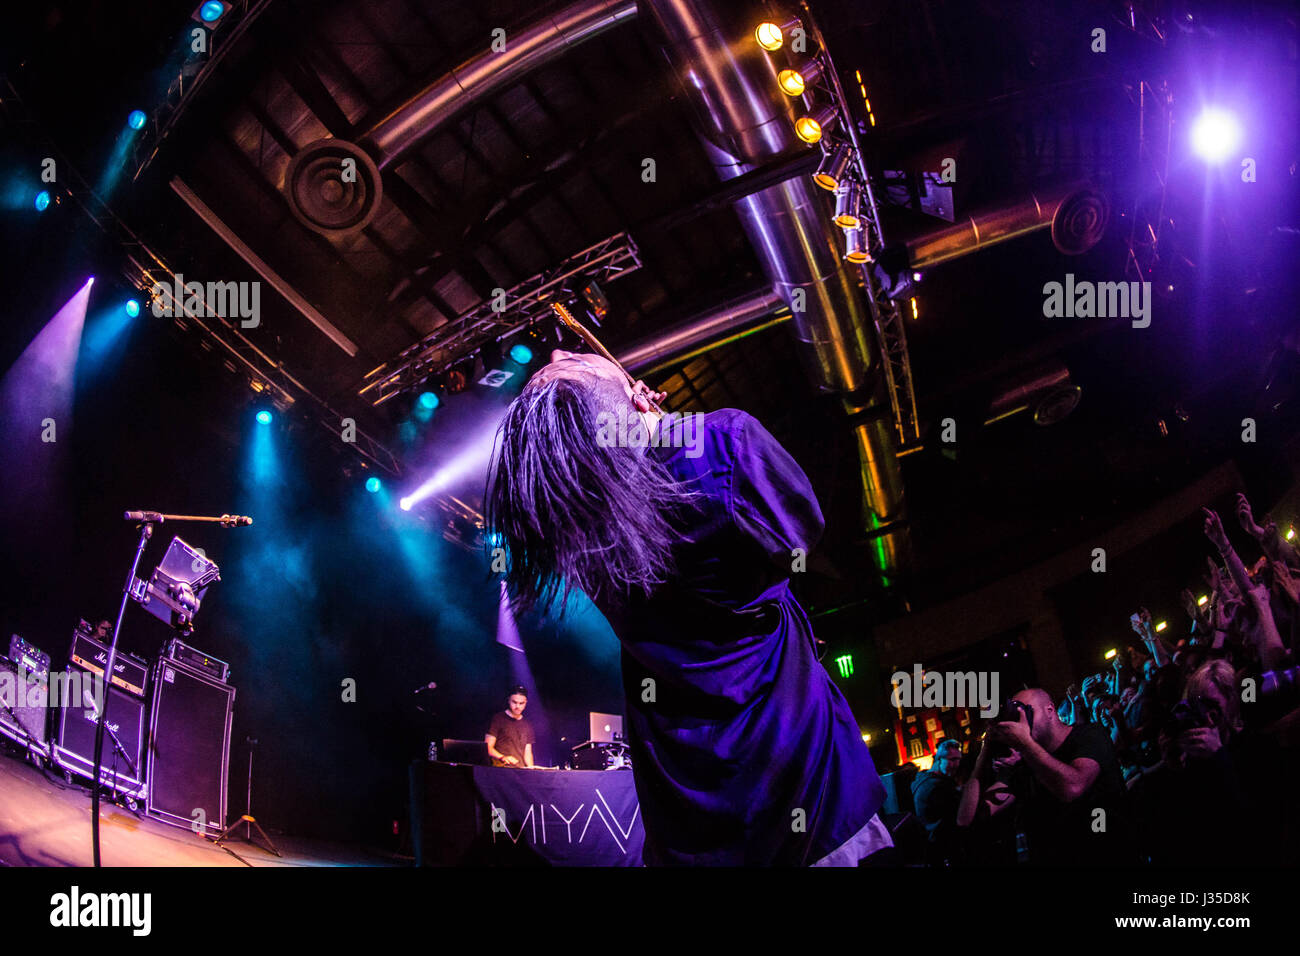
{"left": 486, "top": 347, "right": 888, "bottom": 865}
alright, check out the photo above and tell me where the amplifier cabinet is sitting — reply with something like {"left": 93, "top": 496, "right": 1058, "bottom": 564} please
{"left": 68, "top": 633, "right": 149, "bottom": 698}
{"left": 51, "top": 671, "right": 147, "bottom": 797}
{"left": 146, "top": 659, "right": 234, "bottom": 837}
{"left": 0, "top": 656, "right": 50, "bottom": 759}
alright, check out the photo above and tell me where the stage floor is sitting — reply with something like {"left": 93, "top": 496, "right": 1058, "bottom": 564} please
{"left": 0, "top": 746, "right": 404, "bottom": 867}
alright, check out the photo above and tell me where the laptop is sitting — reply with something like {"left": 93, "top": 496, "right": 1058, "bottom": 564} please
{"left": 588, "top": 712, "right": 623, "bottom": 743}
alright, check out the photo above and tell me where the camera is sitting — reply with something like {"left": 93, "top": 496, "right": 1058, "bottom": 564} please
{"left": 993, "top": 697, "right": 1034, "bottom": 730}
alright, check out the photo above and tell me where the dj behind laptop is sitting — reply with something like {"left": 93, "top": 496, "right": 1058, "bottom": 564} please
{"left": 434, "top": 712, "right": 631, "bottom": 771}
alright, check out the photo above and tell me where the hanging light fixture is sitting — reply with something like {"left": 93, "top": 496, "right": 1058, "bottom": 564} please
{"left": 794, "top": 106, "right": 836, "bottom": 144}
{"left": 833, "top": 180, "right": 862, "bottom": 229}
{"left": 777, "top": 60, "right": 824, "bottom": 97}
{"left": 844, "top": 227, "right": 870, "bottom": 263}
{"left": 813, "top": 143, "right": 853, "bottom": 191}
{"left": 754, "top": 17, "right": 801, "bottom": 51}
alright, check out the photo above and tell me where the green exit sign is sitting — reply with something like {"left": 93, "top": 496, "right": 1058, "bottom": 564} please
{"left": 835, "top": 654, "right": 854, "bottom": 678}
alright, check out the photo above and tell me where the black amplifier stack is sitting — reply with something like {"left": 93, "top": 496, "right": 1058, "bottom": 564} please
{"left": 147, "top": 639, "right": 234, "bottom": 836}
{"left": 0, "top": 624, "right": 235, "bottom": 836}
{"left": 0, "top": 635, "right": 53, "bottom": 760}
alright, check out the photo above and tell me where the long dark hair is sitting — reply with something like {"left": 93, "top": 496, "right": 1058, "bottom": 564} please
{"left": 485, "top": 374, "right": 698, "bottom": 617}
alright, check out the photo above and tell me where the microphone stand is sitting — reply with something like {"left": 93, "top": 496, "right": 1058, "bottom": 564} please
{"left": 91, "top": 518, "right": 152, "bottom": 867}
{"left": 91, "top": 509, "right": 249, "bottom": 867}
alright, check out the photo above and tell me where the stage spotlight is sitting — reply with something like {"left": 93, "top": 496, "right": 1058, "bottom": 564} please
{"left": 813, "top": 144, "right": 853, "bottom": 191}
{"left": 194, "top": 1, "right": 229, "bottom": 24}
{"left": 794, "top": 107, "right": 836, "bottom": 144}
{"left": 833, "top": 181, "right": 861, "bottom": 229}
{"left": 124, "top": 299, "right": 140, "bottom": 318}
{"left": 777, "top": 61, "right": 823, "bottom": 97}
{"left": 365, "top": 476, "right": 381, "bottom": 494}
{"left": 127, "top": 110, "right": 147, "bottom": 131}
{"left": 34, "top": 190, "right": 51, "bottom": 212}
{"left": 255, "top": 410, "right": 273, "bottom": 426}
{"left": 399, "top": 496, "right": 413, "bottom": 511}
{"left": 1287, "top": 527, "right": 1296, "bottom": 541}
{"left": 1190, "top": 107, "right": 1240, "bottom": 163}
{"left": 1155, "top": 620, "right": 1167, "bottom": 632}
{"left": 418, "top": 391, "right": 440, "bottom": 410}
{"left": 754, "top": 17, "right": 800, "bottom": 51}
{"left": 1104, "top": 648, "right": 1117, "bottom": 660}
{"left": 1197, "top": 594, "right": 1208, "bottom": 606}
{"left": 509, "top": 343, "right": 533, "bottom": 365}
{"left": 843, "top": 227, "right": 869, "bottom": 263}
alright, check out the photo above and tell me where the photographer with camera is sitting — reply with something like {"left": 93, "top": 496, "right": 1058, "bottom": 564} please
{"left": 1128, "top": 659, "right": 1268, "bottom": 864}
{"left": 969, "top": 689, "right": 1130, "bottom": 865}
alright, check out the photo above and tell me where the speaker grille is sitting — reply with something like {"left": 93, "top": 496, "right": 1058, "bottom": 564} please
{"left": 147, "top": 662, "right": 234, "bottom": 836}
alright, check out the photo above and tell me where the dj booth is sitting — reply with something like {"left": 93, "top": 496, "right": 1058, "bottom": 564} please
{"left": 409, "top": 761, "right": 644, "bottom": 866}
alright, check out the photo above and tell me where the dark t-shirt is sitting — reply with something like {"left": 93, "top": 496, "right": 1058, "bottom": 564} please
{"left": 911, "top": 769, "right": 959, "bottom": 833}
{"left": 912, "top": 769, "right": 962, "bottom": 863}
{"left": 1019, "top": 723, "right": 1130, "bottom": 865}
{"left": 487, "top": 712, "right": 535, "bottom": 766}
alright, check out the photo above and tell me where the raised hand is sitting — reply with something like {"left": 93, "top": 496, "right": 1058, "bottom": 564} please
{"left": 1202, "top": 508, "right": 1230, "bottom": 554}
{"left": 1235, "top": 493, "right": 1264, "bottom": 538}
{"left": 1272, "top": 560, "right": 1300, "bottom": 606}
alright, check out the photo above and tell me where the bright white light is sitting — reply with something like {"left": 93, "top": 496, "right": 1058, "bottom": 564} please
{"left": 1190, "top": 108, "right": 1241, "bottom": 163}
{"left": 399, "top": 424, "right": 500, "bottom": 512}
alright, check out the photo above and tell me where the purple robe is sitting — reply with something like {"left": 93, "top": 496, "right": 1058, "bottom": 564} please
{"left": 594, "top": 409, "right": 884, "bottom": 865}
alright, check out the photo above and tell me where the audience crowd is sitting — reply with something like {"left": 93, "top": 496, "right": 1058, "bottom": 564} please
{"left": 908, "top": 492, "right": 1300, "bottom": 866}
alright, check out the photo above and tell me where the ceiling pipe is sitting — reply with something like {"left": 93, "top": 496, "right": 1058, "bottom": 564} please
{"left": 616, "top": 288, "right": 785, "bottom": 375}
{"left": 906, "top": 183, "right": 1109, "bottom": 269}
{"left": 641, "top": 0, "right": 908, "bottom": 579}
{"left": 359, "top": 0, "right": 638, "bottom": 169}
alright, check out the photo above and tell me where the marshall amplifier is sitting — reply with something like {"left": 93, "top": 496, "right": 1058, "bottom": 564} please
{"left": 164, "top": 638, "right": 229, "bottom": 684}
{"left": 69, "top": 630, "right": 149, "bottom": 698}
{"left": 51, "top": 673, "right": 147, "bottom": 797}
{"left": 146, "top": 658, "right": 234, "bottom": 837}
{"left": 0, "top": 652, "right": 50, "bottom": 759}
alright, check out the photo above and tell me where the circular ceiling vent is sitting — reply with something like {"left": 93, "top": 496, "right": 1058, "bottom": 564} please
{"left": 284, "top": 139, "right": 382, "bottom": 236}
{"left": 1033, "top": 384, "right": 1082, "bottom": 426}
{"left": 1051, "top": 187, "right": 1108, "bottom": 256}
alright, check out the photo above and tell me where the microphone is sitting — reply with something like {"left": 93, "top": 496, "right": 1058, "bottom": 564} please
{"left": 413, "top": 681, "right": 438, "bottom": 695}
{"left": 219, "top": 514, "right": 253, "bottom": 527}
{"left": 123, "top": 511, "right": 164, "bottom": 523}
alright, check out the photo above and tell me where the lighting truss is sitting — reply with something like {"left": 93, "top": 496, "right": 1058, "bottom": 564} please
{"left": 36, "top": 117, "right": 403, "bottom": 479}
{"left": 1123, "top": 77, "right": 1172, "bottom": 287}
{"left": 798, "top": 2, "right": 920, "bottom": 451}
{"left": 129, "top": 0, "right": 274, "bottom": 184}
{"left": 360, "top": 232, "right": 642, "bottom": 406}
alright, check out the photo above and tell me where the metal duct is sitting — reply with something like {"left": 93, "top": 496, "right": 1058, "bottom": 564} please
{"left": 907, "top": 183, "right": 1109, "bottom": 269}
{"left": 642, "top": 0, "right": 908, "bottom": 576}
{"left": 360, "top": 0, "right": 638, "bottom": 169}
{"left": 616, "top": 288, "right": 785, "bottom": 375}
